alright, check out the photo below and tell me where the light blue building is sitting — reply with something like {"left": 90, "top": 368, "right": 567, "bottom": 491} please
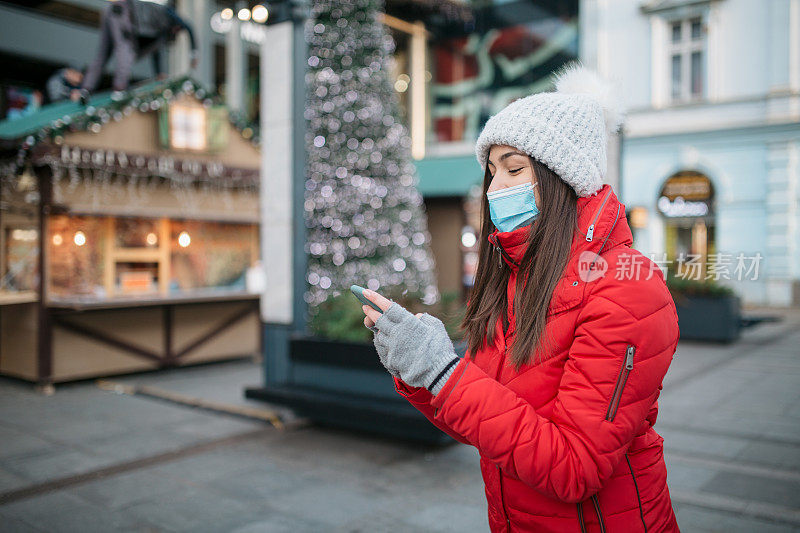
{"left": 580, "top": 0, "right": 800, "bottom": 306}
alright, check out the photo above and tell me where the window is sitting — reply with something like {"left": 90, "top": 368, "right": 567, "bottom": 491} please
{"left": 48, "top": 215, "right": 106, "bottom": 298}
{"left": 2, "top": 227, "right": 38, "bottom": 293}
{"left": 667, "top": 17, "right": 706, "bottom": 103}
{"left": 159, "top": 100, "right": 229, "bottom": 153}
{"left": 47, "top": 215, "right": 258, "bottom": 300}
{"left": 169, "top": 103, "right": 207, "bottom": 151}
{"left": 169, "top": 221, "right": 257, "bottom": 292}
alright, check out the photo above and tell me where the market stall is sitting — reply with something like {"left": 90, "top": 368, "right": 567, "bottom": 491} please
{"left": 0, "top": 78, "right": 262, "bottom": 389}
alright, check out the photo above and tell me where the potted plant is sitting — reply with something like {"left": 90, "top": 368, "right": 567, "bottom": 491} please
{"left": 666, "top": 272, "right": 741, "bottom": 342}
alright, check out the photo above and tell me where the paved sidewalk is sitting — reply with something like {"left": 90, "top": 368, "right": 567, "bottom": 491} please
{"left": 659, "top": 304, "right": 800, "bottom": 532}
{"left": 0, "top": 305, "right": 798, "bottom": 532}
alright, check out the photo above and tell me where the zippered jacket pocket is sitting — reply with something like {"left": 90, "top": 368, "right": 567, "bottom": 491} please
{"left": 605, "top": 344, "right": 635, "bottom": 422}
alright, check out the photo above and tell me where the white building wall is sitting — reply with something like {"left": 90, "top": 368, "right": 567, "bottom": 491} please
{"left": 582, "top": 0, "right": 796, "bottom": 106}
{"left": 581, "top": 0, "right": 800, "bottom": 306}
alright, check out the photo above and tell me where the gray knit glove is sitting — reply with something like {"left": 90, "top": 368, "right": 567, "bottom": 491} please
{"left": 372, "top": 302, "right": 460, "bottom": 395}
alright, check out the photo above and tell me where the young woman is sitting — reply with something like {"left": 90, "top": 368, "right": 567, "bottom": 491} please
{"left": 361, "top": 62, "right": 681, "bottom": 532}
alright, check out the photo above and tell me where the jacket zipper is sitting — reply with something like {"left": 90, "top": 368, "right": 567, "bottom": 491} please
{"left": 591, "top": 494, "right": 607, "bottom": 533}
{"left": 489, "top": 234, "right": 519, "bottom": 268}
{"left": 606, "top": 344, "right": 635, "bottom": 421}
{"left": 497, "top": 465, "right": 511, "bottom": 531}
{"left": 496, "top": 344, "right": 507, "bottom": 380}
{"left": 585, "top": 187, "right": 612, "bottom": 242}
{"left": 491, "top": 236, "right": 503, "bottom": 268}
{"left": 626, "top": 453, "right": 648, "bottom": 532}
{"left": 576, "top": 502, "right": 587, "bottom": 533}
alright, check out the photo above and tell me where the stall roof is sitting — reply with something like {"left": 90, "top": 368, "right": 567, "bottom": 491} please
{"left": 0, "top": 77, "right": 255, "bottom": 146}
{"left": 0, "top": 88, "right": 124, "bottom": 142}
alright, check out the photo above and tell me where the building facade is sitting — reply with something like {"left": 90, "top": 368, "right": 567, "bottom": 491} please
{"left": 580, "top": 0, "right": 800, "bottom": 307}
{"left": 409, "top": 0, "right": 585, "bottom": 298}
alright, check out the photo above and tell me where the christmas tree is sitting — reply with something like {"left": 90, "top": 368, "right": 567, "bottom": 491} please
{"left": 303, "top": 0, "right": 440, "bottom": 313}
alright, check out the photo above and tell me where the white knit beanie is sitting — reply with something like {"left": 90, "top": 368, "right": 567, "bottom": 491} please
{"left": 474, "top": 61, "right": 625, "bottom": 198}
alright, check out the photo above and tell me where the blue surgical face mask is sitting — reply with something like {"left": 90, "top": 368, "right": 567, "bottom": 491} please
{"left": 487, "top": 182, "right": 539, "bottom": 233}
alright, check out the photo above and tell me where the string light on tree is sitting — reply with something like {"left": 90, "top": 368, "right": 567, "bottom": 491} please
{"left": 303, "top": 0, "right": 439, "bottom": 311}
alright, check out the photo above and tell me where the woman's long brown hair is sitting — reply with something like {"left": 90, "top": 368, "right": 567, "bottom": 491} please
{"left": 460, "top": 155, "right": 578, "bottom": 370}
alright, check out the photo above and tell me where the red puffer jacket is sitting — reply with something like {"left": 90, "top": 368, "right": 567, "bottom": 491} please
{"left": 394, "top": 184, "right": 681, "bottom": 532}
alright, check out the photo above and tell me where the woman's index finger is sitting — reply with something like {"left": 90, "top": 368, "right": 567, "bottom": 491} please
{"left": 364, "top": 289, "right": 393, "bottom": 312}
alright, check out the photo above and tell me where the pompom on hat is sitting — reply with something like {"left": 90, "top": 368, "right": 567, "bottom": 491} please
{"left": 475, "top": 61, "right": 626, "bottom": 198}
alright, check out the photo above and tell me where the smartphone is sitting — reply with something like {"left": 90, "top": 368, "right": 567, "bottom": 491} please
{"left": 350, "top": 285, "right": 383, "bottom": 314}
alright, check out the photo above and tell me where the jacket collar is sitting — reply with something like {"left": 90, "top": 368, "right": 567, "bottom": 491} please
{"left": 486, "top": 184, "right": 633, "bottom": 274}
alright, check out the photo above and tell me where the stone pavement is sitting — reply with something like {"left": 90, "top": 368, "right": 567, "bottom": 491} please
{"left": 658, "top": 304, "right": 800, "bottom": 532}
{"left": 0, "top": 305, "right": 798, "bottom": 532}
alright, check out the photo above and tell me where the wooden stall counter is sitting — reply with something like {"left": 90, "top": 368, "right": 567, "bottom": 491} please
{"left": 1, "top": 293, "right": 260, "bottom": 385}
